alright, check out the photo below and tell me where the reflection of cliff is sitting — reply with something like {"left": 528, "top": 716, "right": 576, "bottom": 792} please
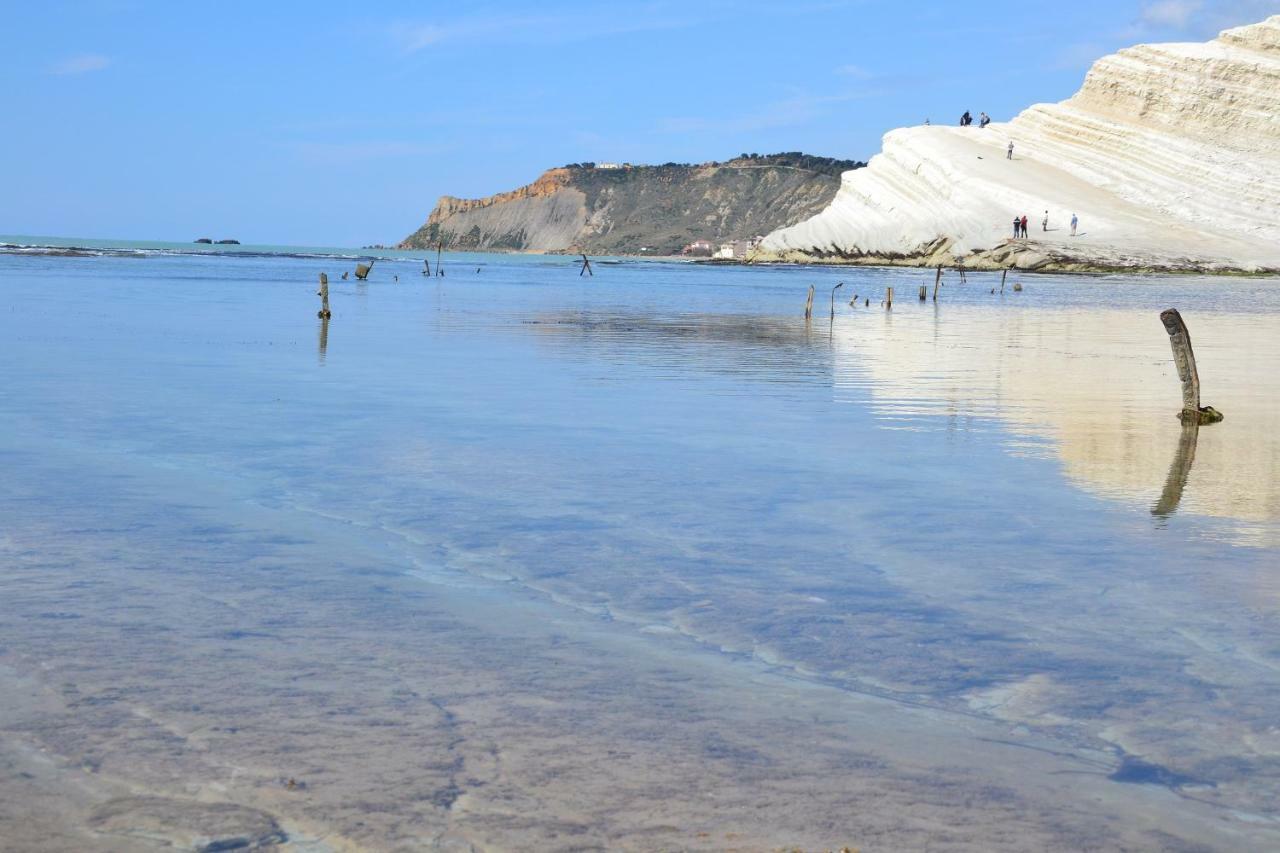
{"left": 830, "top": 307, "right": 1280, "bottom": 544}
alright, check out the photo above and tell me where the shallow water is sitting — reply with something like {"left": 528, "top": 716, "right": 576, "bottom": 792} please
{"left": 2, "top": 251, "right": 1279, "bottom": 850}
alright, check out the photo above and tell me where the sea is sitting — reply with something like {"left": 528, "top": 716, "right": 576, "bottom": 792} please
{"left": 2, "top": 235, "right": 1278, "bottom": 850}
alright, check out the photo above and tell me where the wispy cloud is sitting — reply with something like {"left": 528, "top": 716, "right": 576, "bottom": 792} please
{"left": 1134, "top": 0, "right": 1280, "bottom": 37}
{"left": 390, "top": 6, "right": 690, "bottom": 52}
{"left": 49, "top": 54, "right": 111, "bottom": 75}
{"left": 835, "top": 64, "right": 875, "bottom": 79}
{"left": 287, "top": 140, "right": 448, "bottom": 166}
{"left": 657, "top": 90, "right": 883, "bottom": 135}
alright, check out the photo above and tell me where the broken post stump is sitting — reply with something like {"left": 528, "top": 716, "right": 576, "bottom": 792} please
{"left": 1160, "top": 309, "right": 1223, "bottom": 424}
{"left": 804, "top": 284, "right": 815, "bottom": 320}
{"left": 886, "top": 287, "right": 893, "bottom": 309}
{"left": 354, "top": 260, "right": 374, "bottom": 281}
{"left": 317, "top": 273, "right": 331, "bottom": 318}
{"left": 1012, "top": 281, "right": 1023, "bottom": 292}
{"left": 933, "top": 266, "right": 942, "bottom": 301}
{"left": 436, "top": 242, "right": 444, "bottom": 277}
{"left": 919, "top": 285, "right": 927, "bottom": 301}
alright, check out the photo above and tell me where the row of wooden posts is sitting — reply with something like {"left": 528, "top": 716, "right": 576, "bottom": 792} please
{"left": 802, "top": 267, "right": 1220, "bottom": 425}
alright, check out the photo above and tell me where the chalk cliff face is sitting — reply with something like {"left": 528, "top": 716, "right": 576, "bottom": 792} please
{"left": 763, "top": 16, "right": 1280, "bottom": 272}
{"left": 399, "top": 155, "right": 863, "bottom": 255}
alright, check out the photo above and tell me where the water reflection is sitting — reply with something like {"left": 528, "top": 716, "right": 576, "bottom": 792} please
{"left": 520, "top": 304, "right": 1280, "bottom": 545}
{"left": 317, "top": 314, "right": 329, "bottom": 363}
{"left": 1153, "top": 422, "right": 1199, "bottom": 519}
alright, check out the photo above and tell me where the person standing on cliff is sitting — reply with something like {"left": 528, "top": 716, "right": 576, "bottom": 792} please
{"left": 1042, "top": 210, "right": 1049, "bottom": 232}
{"left": 1021, "top": 215, "right": 1029, "bottom": 238}
{"left": 1071, "top": 213, "right": 1079, "bottom": 236}
{"left": 1007, "top": 141, "right": 1015, "bottom": 160}
{"left": 1013, "top": 216, "right": 1022, "bottom": 239}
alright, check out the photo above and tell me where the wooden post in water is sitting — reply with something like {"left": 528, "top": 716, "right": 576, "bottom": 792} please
{"left": 830, "top": 282, "right": 843, "bottom": 319}
{"left": 436, "top": 243, "right": 444, "bottom": 277}
{"left": 804, "top": 284, "right": 815, "bottom": 320}
{"left": 580, "top": 254, "right": 594, "bottom": 277}
{"left": 317, "top": 272, "right": 331, "bottom": 318}
{"left": 919, "top": 285, "right": 927, "bottom": 301}
{"left": 1160, "top": 309, "right": 1223, "bottom": 424}
{"left": 1000, "top": 269, "right": 1007, "bottom": 293}
{"left": 886, "top": 287, "right": 893, "bottom": 309}
{"left": 933, "top": 266, "right": 942, "bottom": 301}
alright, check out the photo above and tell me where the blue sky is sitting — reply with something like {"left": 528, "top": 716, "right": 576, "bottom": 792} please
{"left": 3, "top": 0, "right": 1277, "bottom": 246}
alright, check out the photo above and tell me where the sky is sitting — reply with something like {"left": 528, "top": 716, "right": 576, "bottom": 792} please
{"left": 3, "top": 0, "right": 1278, "bottom": 247}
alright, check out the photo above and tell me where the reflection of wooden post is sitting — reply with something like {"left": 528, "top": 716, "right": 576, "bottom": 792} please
{"left": 1153, "top": 422, "right": 1199, "bottom": 517}
{"left": 317, "top": 273, "right": 331, "bottom": 318}
{"left": 317, "top": 314, "right": 329, "bottom": 361}
{"left": 886, "top": 287, "right": 893, "bottom": 309}
{"left": 933, "top": 266, "right": 942, "bottom": 301}
{"left": 1160, "top": 309, "right": 1222, "bottom": 423}
{"left": 804, "top": 284, "right": 814, "bottom": 320}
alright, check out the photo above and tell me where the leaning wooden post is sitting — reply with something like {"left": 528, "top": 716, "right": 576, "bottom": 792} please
{"left": 933, "top": 266, "right": 942, "bottom": 301}
{"left": 830, "top": 282, "right": 843, "bottom": 319}
{"left": 804, "top": 284, "right": 815, "bottom": 320}
{"left": 317, "top": 272, "right": 331, "bottom": 318}
{"left": 1000, "top": 269, "right": 1007, "bottom": 293}
{"left": 1160, "top": 309, "right": 1223, "bottom": 424}
{"left": 886, "top": 287, "right": 893, "bottom": 310}
{"left": 580, "top": 254, "right": 593, "bottom": 277}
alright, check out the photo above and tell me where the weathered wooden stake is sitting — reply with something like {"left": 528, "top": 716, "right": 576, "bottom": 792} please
{"left": 886, "top": 287, "right": 894, "bottom": 309}
{"left": 830, "top": 282, "right": 843, "bottom": 319}
{"left": 423, "top": 259, "right": 431, "bottom": 276}
{"left": 1000, "top": 269, "right": 1007, "bottom": 293}
{"left": 1012, "top": 281, "right": 1023, "bottom": 292}
{"left": 354, "top": 260, "right": 374, "bottom": 281}
{"left": 317, "top": 272, "right": 331, "bottom": 318}
{"left": 804, "top": 284, "right": 815, "bottom": 320}
{"left": 436, "top": 243, "right": 444, "bottom": 277}
{"left": 342, "top": 271, "right": 349, "bottom": 280}
{"left": 580, "top": 254, "right": 593, "bottom": 277}
{"left": 919, "top": 285, "right": 927, "bottom": 301}
{"left": 933, "top": 266, "right": 942, "bottom": 301}
{"left": 1160, "top": 309, "right": 1223, "bottom": 424}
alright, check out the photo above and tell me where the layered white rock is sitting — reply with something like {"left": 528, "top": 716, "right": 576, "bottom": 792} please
{"left": 763, "top": 16, "right": 1280, "bottom": 270}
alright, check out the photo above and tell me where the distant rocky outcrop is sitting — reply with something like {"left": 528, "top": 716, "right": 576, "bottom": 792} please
{"left": 761, "top": 16, "right": 1280, "bottom": 273}
{"left": 399, "top": 154, "right": 865, "bottom": 256}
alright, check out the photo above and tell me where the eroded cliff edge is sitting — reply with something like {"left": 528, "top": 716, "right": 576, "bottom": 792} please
{"left": 759, "top": 16, "right": 1280, "bottom": 273}
{"left": 399, "top": 154, "right": 864, "bottom": 255}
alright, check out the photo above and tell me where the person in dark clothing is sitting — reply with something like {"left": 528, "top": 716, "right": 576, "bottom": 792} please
{"left": 1014, "top": 216, "right": 1022, "bottom": 239}
{"left": 961, "top": 111, "right": 971, "bottom": 126}
{"left": 1021, "top": 214, "right": 1029, "bottom": 237}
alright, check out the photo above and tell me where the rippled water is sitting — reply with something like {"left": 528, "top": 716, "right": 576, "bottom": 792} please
{"left": 2, "top": 250, "right": 1279, "bottom": 850}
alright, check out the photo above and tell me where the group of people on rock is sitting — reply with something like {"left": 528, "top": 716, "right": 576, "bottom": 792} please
{"left": 960, "top": 111, "right": 991, "bottom": 128}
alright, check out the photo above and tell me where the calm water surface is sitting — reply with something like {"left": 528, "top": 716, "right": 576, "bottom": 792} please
{"left": 2, "top": 250, "right": 1279, "bottom": 850}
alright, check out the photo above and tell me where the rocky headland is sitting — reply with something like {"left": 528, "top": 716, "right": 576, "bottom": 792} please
{"left": 399, "top": 154, "right": 863, "bottom": 256}
{"left": 759, "top": 16, "right": 1280, "bottom": 273}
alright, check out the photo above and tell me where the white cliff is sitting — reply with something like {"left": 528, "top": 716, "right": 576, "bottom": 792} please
{"left": 763, "top": 16, "right": 1280, "bottom": 272}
